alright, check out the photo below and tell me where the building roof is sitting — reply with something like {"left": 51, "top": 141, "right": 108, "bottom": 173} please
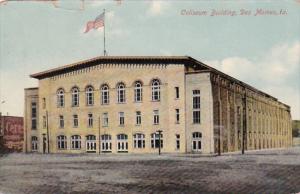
{"left": 30, "top": 56, "right": 196, "bottom": 79}
{"left": 29, "top": 55, "right": 290, "bottom": 109}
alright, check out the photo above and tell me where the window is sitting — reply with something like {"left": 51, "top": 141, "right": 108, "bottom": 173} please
{"left": 176, "top": 134, "right": 180, "bottom": 150}
{"left": 31, "top": 136, "right": 38, "bottom": 151}
{"left": 175, "top": 109, "right": 180, "bottom": 123}
{"left": 42, "top": 98, "right": 46, "bottom": 109}
{"left": 88, "top": 113, "right": 93, "bottom": 127}
{"left": 59, "top": 115, "right": 64, "bottom": 128}
{"left": 31, "top": 102, "right": 37, "bottom": 130}
{"left": 86, "top": 135, "right": 96, "bottom": 152}
{"left": 153, "top": 110, "right": 159, "bottom": 125}
{"left": 134, "top": 81, "right": 142, "bottom": 102}
{"left": 136, "top": 111, "right": 141, "bottom": 125}
{"left": 85, "top": 86, "right": 94, "bottom": 106}
{"left": 101, "top": 134, "right": 112, "bottom": 152}
{"left": 192, "top": 132, "right": 202, "bottom": 151}
{"left": 101, "top": 84, "right": 109, "bottom": 104}
{"left": 175, "top": 87, "right": 179, "bottom": 99}
{"left": 102, "top": 113, "right": 108, "bottom": 127}
{"left": 119, "top": 112, "right": 125, "bottom": 126}
{"left": 57, "top": 88, "right": 65, "bottom": 107}
{"left": 43, "top": 116, "right": 46, "bottom": 129}
{"left": 151, "top": 79, "right": 161, "bottom": 101}
{"left": 73, "top": 114, "right": 78, "bottom": 127}
{"left": 71, "top": 135, "right": 81, "bottom": 149}
{"left": 57, "top": 135, "right": 67, "bottom": 149}
{"left": 193, "top": 90, "right": 201, "bottom": 124}
{"left": 193, "top": 111, "right": 201, "bottom": 124}
{"left": 117, "top": 134, "right": 128, "bottom": 152}
{"left": 117, "top": 83, "right": 126, "bottom": 103}
{"left": 151, "top": 133, "right": 163, "bottom": 148}
{"left": 133, "top": 133, "right": 145, "bottom": 148}
{"left": 71, "top": 87, "right": 79, "bottom": 107}
{"left": 193, "top": 90, "right": 201, "bottom": 108}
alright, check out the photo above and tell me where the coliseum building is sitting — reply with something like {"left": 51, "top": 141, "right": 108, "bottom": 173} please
{"left": 24, "top": 56, "right": 292, "bottom": 154}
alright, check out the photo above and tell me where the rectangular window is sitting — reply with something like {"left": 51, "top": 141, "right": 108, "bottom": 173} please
{"left": 193, "top": 90, "right": 201, "bottom": 124}
{"left": 119, "top": 112, "right": 124, "bottom": 126}
{"left": 153, "top": 110, "right": 159, "bottom": 125}
{"left": 88, "top": 113, "right": 93, "bottom": 127}
{"left": 193, "top": 111, "right": 201, "bottom": 124}
{"left": 175, "top": 109, "right": 180, "bottom": 123}
{"left": 133, "top": 133, "right": 145, "bottom": 148}
{"left": 42, "top": 98, "right": 46, "bottom": 109}
{"left": 59, "top": 115, "right": 64, "bottom": 128}
{"left": 175, "top": 87, "right": 179, "bottom": 99}
{"left": 151, "top": 133, "right": 163, "bottom": 148}
{"left": 42, "top": 116, "right": 46, "bottom": 129}
{"left": 31, "top": 102, "right": 37, "bottom": 130}
{"left": 193, "top": 90, "right": 201, "bottom": 109}
{"left": 136, "top": 111, "right": 141, "bottom": 125}
{"left": 102, "top": 113, "right": 108, "bottom": 127}
{"left": 176, "top": 134, "right": 180, "bottom": 150}
{"left": 73, "top": 115, "right": 78, "bottom": 127}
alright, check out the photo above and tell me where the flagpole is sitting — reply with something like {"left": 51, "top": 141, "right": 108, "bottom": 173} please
{"left": 103, "top": 9, "right": 107, "bottom": 56}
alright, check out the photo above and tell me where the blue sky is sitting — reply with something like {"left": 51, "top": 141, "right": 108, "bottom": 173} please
{"left": 0, "top": 0, "right": 299, "bottom": 119}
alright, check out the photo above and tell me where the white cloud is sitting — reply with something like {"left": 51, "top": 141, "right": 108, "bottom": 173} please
{"left": 147, "top": 0, "right": 170, "bottom": 16}
{"left": 205, "top": 41, "right": 300, "bottom": 120}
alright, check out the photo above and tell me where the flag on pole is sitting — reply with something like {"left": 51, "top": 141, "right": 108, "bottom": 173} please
{"left": 84, "top": 12, "right": 105, "bottom": 33}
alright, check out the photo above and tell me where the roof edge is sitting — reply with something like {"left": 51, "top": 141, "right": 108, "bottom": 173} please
{"left": 30, "top": 56, "right": 190, "bottom": 79}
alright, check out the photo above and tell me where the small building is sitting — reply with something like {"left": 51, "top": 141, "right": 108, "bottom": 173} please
{"left": 24, "top": 56, "right": 293, "bottom": 154}
{"left": 0, "top": 115, "right": 24, "bottom": 152}
{"left": 292, "top": 120, "right": 300, "bottom": 146}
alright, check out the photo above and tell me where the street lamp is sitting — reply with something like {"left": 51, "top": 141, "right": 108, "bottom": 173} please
{"left": 156, "top": 130, "right": 162, "bottom": 155}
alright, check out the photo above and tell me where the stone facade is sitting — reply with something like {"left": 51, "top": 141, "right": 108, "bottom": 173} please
{"left": 24, "top": 56, "right": 292, "bottom": 154}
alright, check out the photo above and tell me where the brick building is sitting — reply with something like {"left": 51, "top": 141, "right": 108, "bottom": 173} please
{"left": 0, "top": 115, "right": 24, "bottom": 152}
{"left": 24, "top": 56, "right": 292, "bottom": 154}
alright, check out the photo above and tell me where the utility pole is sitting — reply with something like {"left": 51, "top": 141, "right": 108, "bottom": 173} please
{"left": 242, "top": 89, "right": 247, "bottom": 155}
{"left": 98, "top": 116, "right": 101, "bottom": 154}
{"left": 0, "top": 112, "right": 3, "bottom": 151}
{"left": 157, "top": 130, "right": 162, "bottom": 155}
{"left": 46, "top": 111, "right": 50, "bottom": 153}
{"left": 217, "top": 76, "right": 222, "bottom": 156}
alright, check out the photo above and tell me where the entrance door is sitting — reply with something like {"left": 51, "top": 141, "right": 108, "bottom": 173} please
{"left": 192, "top": 132, "right": 202, "bottom": 152}
{"left": 86, "top": 135, "right": 96, "bottom": 153}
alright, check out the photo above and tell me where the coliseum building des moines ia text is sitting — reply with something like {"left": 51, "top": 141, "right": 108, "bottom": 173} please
{"left": 24, "top": 56, "right": 292, "bottom": 154}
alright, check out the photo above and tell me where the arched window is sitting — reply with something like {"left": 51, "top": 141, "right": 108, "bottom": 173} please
{"left": 151, "top": 79, "right": 160, "bottom": 101}
{"left": 57, "top": 88, "right": 65, "bottom": 107}
{"left": 151, "top": 133, "right": 163, "bottom": 148}
{"left": 85, "top": 86, "right": 94, "bottom": 106}
{"left": 71, "top": 135, "right": 81, "bottom": 149}
{"left": 117, "top": 134, "right": 128, "bottom": 152}
{"left": 71, "top": 87, "right": 79, "bottom": 107}
{"left": 117, "top": 82, "right": 126, "bottom": 103}
{"left": 101, "top": 84, "right": 109, "bottom": 104}
{"left": 192, "top": 132, "right": 202, "bottom": 151}
{"left": 86, "top": 135, "right": 96, "bottom": 152}
{"left": 133, "top": 133, "right": 145, "bottom": 148}
{"left": 31, "top": 136, "right": 38, "bottom": 151}
{"left": 57, "top": 135, "right": 67, "bottom": 149}
{"left": 101, "top": 134, "right": 112, "bottom": 152}
{"left": 134, "top": 81, "right": 143, "bottom": 102}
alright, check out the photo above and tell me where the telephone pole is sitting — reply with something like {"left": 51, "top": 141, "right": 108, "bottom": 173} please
{"left": 242, "top": 89, "right": 247, "bottom": 155}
